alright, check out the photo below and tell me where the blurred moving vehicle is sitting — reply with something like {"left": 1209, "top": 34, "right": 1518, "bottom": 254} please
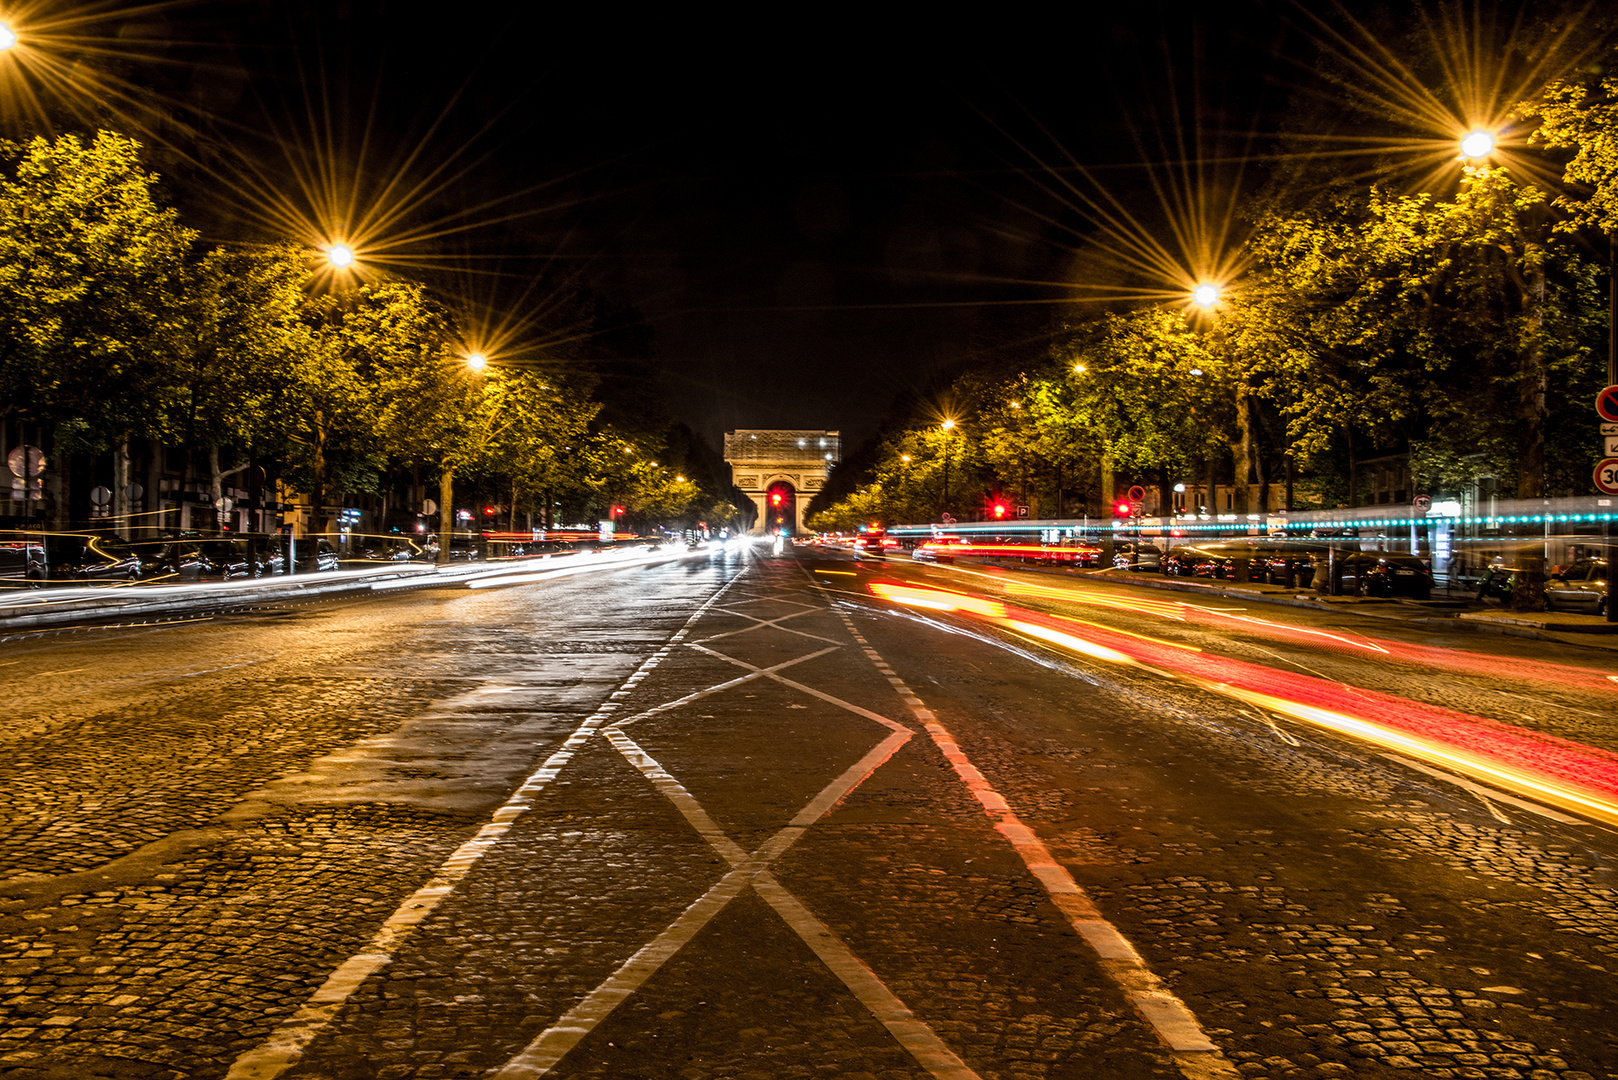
{"left": 858, "top": 530, "right": 898, "bottom": 555}
{"left": 911, "top": 537, "right": 966, "bottom": 563}
{"left": 1546, "top": 559, "right": 1609, "bottom": 615}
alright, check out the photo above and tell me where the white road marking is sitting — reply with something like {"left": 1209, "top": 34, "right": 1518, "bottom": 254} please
{"left": 1382, "top": 754, "right": 1584, "bottom": 824}
{"left": 222, "top": 569, "right": 747, "bottom": 1080}
{"left": 497, "top": 712, "right": 923, "bottom": 1076}
{"left": 493, "top": 564, "right": 990, "bottom": 1080}
{"left": 831, "top": 605, "right": 1240, "bottom": 1080}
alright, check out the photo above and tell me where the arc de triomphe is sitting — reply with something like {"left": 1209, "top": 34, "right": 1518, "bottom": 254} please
{"left": 723, "top": 429, "right": 840, "bottom": 535}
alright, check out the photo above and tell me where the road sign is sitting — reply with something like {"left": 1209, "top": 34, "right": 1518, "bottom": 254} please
{"left": 1016, "top": 505, "right": 1028, "bottom": 518}
{"left": 6, "top": 444, "right": 44, "bottom": 479}
{"left": 1596, "top": 458, "right": 1618, "bottom": 496}
{"left": 1126, "top": 485, "right": 1147, "bottom": 502}
{"left": 90, "top": 486, "right": 111, "bottom": 506}
{"left": 1598, "top": 385, "right": 1618, "bottom": 423}
{"left": 1604, "top": 423, "right": 1618, "bottom": 436}
{"left": 1607, "top": 436, "right": 1618, "bottom": 456}
{"left": 422, "top": 498, "right": 437, "bottom": 515}
{"left": 1412, "top": 494, "right": 1432, "bottom": 513}
{"left": 1129, "top": 500, "right": 1145, "bottom": 516}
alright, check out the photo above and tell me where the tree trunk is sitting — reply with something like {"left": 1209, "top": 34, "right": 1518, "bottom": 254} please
{"left": 1345, "top": 426, "right": 1357, "bottom": 509}
{"left": 1517, "top": 260, "right": 1548, "bottom": 499}
{"left": 438, "top": 466, "right": 454, "bottom": 566}
{"left": 114, "top": 442, "right": 131, "bottom": 540}
{"left": 309, "top": 411, "right": 326, "bottom": 539}
{"left": 1229, "top": 383, "right": 1254, "bottom": 517}
{"left": 1099, "top": 452, "right": 1114, "bottom": 516}
{"left": 47, "top": 425, "right": 67, "bottom": 529}
{"left": 208, "top": 444, "right": 224, "bottom": 531}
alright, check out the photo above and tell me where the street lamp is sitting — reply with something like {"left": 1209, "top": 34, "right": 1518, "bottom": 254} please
{"left": 940, "top": 419, "right": 956, "bottom": 520}
{"left": 0, "top": 21, "right": 17, "bottom": 50}
{"left": 1192, "top": 283, "right": 1220, "bottom": 310}
{"left": 466, "top": 352, "right": 487, "bottom": 372}
{"left": 1459, "top": 129, "right": 1495, "bottom": 160}
{"left": 326, "top": 243, "right": 355, "bottom": 269}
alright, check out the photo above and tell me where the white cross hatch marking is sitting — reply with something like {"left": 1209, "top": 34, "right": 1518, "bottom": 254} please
{"left": 490, "top": 569, "right": 983, "bottom": 1080}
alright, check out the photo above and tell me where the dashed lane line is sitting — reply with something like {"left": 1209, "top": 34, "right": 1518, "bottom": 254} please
{"left": 829, "top": 602, "right": 1242, "bottom": 1080}
{"left": 222, "top": 564, "right": 749, "bottom": 1080}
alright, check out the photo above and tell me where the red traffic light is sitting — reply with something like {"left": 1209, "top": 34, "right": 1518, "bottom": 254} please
{"left": 484, "top": 506, "right": 497, "bottom": 516}
{"left": 992, "top": 503, "right": 1007, "bottom": 519}
{"left": 611, "top": 505, "right": 625, "bottom": 517}
{"left": 1115, "top": 502, "right": 1132, "bottom": 516}
{"left": 770, "top": 492, "right": 783, "bottom": 506}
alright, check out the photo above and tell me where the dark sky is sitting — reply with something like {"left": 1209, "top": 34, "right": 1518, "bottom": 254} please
{"left": 148, "top": 1, "right": 1296, "bottom": 451}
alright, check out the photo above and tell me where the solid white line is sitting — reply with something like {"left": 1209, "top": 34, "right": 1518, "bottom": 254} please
{"left": 223, "top": 568, "right": 746, "bottom": 1080}
{"left": 831, "top": 607, "right": 1238, "bottom": 1077}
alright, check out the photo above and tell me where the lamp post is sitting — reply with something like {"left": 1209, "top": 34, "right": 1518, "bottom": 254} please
{"left": 939, "top": 419, "right": 955, "bottom": 520}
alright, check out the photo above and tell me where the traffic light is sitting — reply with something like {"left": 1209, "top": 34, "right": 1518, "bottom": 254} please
{"left": 484, "top": 506, "right": 496, "bottom": 516}
{"left": 770, "top": 491, "right": 783, "bottom": 507}
{"left": 992, "top": 502, "right": 1008, "bottom": 519}
{"left": 1116, "top": 501, "right": 1132, "bottom": 517}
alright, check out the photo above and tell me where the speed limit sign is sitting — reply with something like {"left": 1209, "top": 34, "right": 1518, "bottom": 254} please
{"left": 1596, "top": 458, "right": 1618, "bottom": 496}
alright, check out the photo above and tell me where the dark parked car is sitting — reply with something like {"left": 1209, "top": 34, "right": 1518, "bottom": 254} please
{"left": 42, "top": 535, "right": 153, "bottom": 582}
{"left": 1162, "top": 545, "right": 1232, "bottom": 578}
{"left": 1546, "top": 559, "right": 1609, "bottom": 615}
{"left": 0, "top": 536, "right": 46, "bottom": 584}
{"left": 295, "top": 539, "right": 340, "bottom": 573}
{"left": 1334, "top": 550, "right": 1432, "bottom": 600}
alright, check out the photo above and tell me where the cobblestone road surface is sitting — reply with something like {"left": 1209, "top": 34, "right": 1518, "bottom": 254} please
{"left": 2, "top": 545, "right": 1615, "bottom": 1079}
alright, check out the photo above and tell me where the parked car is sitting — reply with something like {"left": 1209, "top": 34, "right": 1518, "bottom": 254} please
{"left": 296, "top": 539, "right": 340, "bottom": 573}
{"left": 0, "top": 536, "right": 46, "bottom": 584}
{"left": 1111, "top": 541, "right": 1162, "bottom": 573}
{"left": 43, "top": 535, "right": 153, "bottom": 582}
{"left": 195, "top": 539, "right": 254, "bottom": 580}
{"left": 1162, "top": 545, "right": 1232, "bottom": 579}
{"left": 1253, "top": 547, "right": 1316, "bottom": 588}
{"left": 1546, "top": 559, "right": 1609, "bottom": 615}
{"left": 1334, "top": 550, "right": 1432, "bottom": 600}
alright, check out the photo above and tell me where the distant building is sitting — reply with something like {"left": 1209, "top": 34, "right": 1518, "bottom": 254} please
{"left": 722, "top": 430, "right": 840, "bottom": 535}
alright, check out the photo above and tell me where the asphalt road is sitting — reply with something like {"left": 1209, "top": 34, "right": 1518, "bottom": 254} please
{"left": 1, "top": 543, "right": 1615, "bottom": 1080}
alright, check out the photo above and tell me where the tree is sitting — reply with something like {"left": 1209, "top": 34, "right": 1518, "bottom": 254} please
{"left": 0, "top": 130, "right": 195, "bottom": 522}
{"left": 1523, "top": 62, "right": 1618, "bottom": 234}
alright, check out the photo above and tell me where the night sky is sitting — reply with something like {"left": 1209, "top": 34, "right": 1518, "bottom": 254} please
{"left": 134, "top": 1, "right": 1295, "bottom": 451}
